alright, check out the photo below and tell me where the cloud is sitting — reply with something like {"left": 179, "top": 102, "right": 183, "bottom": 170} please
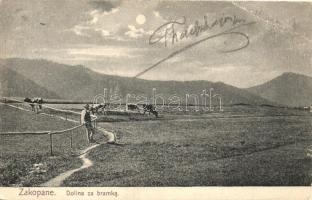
{"left": 99, "top": 29, "right": 110, "bottom": 36}
{"left": 124, "top": 25, "right": 152, "bottom": 38}
{"left": 89, "top": 0, "right": 120, "bottom": 12}
{"left": 1, "top": 1, "right": 312, "bottom": 87}
{"left": 89, "top": 8, "right": 119, "bottom": 25}
{"left": 72, "top": 25, "right": 91, "bottom": 36}
{"left": 153, "top": 11, "right": 160, "bottom": 17}
{"left": 69, "top": 1, "right": 167, "bottom": 42}
{"left": 72, "top": 24, "right": 111, "bottom": 38}
{"left": 66, "top": 46, "right": 143, "bottom": 58}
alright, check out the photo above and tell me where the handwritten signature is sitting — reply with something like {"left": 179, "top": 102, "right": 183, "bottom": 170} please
{"left": 134, "top": 15, "right": 256, "bottom": 78}
{"left": 149, "top": 15, "right": 247, "bottom": 47}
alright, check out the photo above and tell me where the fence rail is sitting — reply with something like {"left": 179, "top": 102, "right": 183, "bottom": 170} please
{"left": 0, "top": 131, "right": 50, "bottom": 136}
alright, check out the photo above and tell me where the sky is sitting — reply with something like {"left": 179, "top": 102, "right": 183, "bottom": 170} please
{"left": 0, "top": 0, "right": 311, "bottom": 88}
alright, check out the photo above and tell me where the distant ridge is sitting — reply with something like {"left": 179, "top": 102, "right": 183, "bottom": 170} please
{"left": 248, "top": 72, "right": 312, "bottom": 107}
{"left": 0, "top": 58, "right": 273, "bottom": 105}
{"left": 0, "top": 64, "right": 59, "bottom": 99}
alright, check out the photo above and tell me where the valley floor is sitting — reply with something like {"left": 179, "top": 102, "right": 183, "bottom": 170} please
{"left": 1, "top": 104, "right": 311, "bottom": 186}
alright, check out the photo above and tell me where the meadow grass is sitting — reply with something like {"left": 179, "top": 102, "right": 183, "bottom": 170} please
{"left": 1, "top": 104, "right": 311, "bottom": 186}
{"left": 63, "top": 106, "right": 312, "bottom": 186}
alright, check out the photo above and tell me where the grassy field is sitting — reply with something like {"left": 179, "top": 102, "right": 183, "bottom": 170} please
{"left": 63, "top": 105, "right": 312, "bottom": 186}
{"left": 1, "top": 103, "right": 311, "bottom": 186}
{"left": 0, "top": 104, "right": 91, "bottom": 186}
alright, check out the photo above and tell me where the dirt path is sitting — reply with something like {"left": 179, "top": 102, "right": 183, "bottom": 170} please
{"left": 41, "top": 143, "right": 102, "bottom": 187}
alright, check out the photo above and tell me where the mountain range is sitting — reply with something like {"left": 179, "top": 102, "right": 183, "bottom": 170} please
{"left": 0, "top": 58, "right": 311, "bottom": 107}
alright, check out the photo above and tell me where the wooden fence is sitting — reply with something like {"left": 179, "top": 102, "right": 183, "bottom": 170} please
{"left": 0, "top": 99, "right": 98, "bottom": 156}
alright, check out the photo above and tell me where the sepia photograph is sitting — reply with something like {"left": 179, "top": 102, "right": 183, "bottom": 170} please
{"left": 0, "top": 0, "right": 311, "bottom": 191}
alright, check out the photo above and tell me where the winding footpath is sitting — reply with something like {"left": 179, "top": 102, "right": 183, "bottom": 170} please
{"left": 41, "top": 143, "right": 101, "bottom": 187}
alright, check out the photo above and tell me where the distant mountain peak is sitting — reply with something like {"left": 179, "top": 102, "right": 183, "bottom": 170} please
{"left": 248, "top": 71, "right": 312, "bottom": 107}
{"left": 279, "top": 71, "right": 312, "bottom": 79}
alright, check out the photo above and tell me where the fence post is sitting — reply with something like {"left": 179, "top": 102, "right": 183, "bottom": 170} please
{"left": 93, "top": 118, "right": 97, "bottom": 129}
{"left": 49, "top": 132, "right": 53, "bottom": 156}
{"left": 70, "top": 131, "right": 73, "bottom": 149}
{"left": 65, "top": 113, "right": 68, "bottom": 121}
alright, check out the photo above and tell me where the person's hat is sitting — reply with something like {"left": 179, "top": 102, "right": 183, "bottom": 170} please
{"left": 84, "top": 104, "right": 89, "bottom": 109}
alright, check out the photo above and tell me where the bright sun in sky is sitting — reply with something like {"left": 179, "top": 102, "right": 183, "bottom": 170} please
{"left": 136, "top": 14, "right": 146, "bottom": 25}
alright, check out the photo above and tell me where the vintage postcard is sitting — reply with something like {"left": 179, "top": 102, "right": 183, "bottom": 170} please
{"left": 0, "top": 0, "right": 311, "bottom": 199}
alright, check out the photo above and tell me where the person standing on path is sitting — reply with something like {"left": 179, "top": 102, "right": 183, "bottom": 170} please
{"left": 81, "top": 104, "right": 96, "bottom": 143}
